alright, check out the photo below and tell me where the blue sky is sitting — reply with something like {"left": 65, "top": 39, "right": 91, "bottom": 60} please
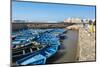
{"left": 12, "top": 1, "right": 95, "bottom": 22}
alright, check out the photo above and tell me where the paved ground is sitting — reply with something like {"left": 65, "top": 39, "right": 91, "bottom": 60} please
{"left": 78, "top": 27, "right": 96, "bottom": 61}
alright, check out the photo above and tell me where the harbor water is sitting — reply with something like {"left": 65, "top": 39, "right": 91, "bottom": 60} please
{"left": 46, "top": 30, "right": 79, "bottom": 64}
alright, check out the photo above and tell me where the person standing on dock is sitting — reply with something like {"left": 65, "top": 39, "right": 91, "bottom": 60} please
{"left": 89, "top": 20, "right": 94, "bottom": 33}
{"left": 82, "top": 19, "right": 89, "bottom": 32}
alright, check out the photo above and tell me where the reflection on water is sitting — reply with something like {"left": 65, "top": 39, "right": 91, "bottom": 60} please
{"left": 46, "top": 30, "right": 79, "bottom": 64}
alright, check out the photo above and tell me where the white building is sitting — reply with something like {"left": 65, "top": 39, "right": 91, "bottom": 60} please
{"left": 64, "top": 18, "right": 82, "bottom": 23}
